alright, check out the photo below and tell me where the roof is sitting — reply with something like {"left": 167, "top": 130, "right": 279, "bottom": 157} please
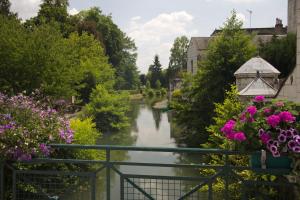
{"left": 239, "top": 77, "right": 277, "bottom": 97}
{"left": 211, "top": 27, "right": 287, "bottom": 36}
{"left": 189, "top": 37, "right": 211, "bottom": 50}
{"left": 234, "top": 57, "right": 280, "bottom": 76}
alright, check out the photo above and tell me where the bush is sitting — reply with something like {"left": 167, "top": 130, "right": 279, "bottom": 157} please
{"left": 145, "top": 89, "right": 155, "bottom": 97}
{"left": 70, "top": 118, "right": 104, "bottom": 160}
{"left": 83, "top": 84, "right": 130, "bottom": 133}
{"left": 155, "top": 90, "right": 161, "bottom": 96}
{"left": 0, "top": 93, "right": 73, "bottom": 161}
{"left": 160, "top": 88, "right": 167, "bottom": 96}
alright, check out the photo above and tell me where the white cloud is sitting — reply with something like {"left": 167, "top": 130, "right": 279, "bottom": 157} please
{"left": 68, "top": 8, "right": 79, "bottom": 16}
{"left": 126, "top": 11, "right": 198, "bottom": 73}
{"left": 10, "top": 0, "right": 42, "bottom": 20}
{"left": 225, "top": 0, "right": 263, "bottom": 3}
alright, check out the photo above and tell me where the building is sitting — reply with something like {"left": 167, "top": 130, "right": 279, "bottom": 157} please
{"left": 187, "top": 19, "right": 287, "bottom": 75}
{"left": 277, "top": 0, "right": 300, "bottom": 101}
{"left": 234, "top": 57, "right": 280, "bottom": 92}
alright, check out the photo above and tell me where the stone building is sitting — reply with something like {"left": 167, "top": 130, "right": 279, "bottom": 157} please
{"left": 234, "top": 57, "right": 280, "bottom": 91}
{"left": 277, "top": 0, "right": 300, "bottom": 101}
{"left": 187, "top": 19, "right": 287, "bottom": 75}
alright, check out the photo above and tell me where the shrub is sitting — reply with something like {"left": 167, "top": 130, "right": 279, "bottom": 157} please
{"left": 83, "top": 84, "right": 130, "bottom": 133}
{"left": 0, "top": 93, "right": 73, "bottom": 161}
{"left": 70, "top": 118, "right": 104, "bottom": 160}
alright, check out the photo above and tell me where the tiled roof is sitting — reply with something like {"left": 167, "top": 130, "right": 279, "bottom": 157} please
{"left": 234, "top": 57, "right": 280, "bottom": 76}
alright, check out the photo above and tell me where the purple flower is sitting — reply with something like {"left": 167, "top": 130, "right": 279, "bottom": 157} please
{"left": 272, "top": 151, "right": 280, "bottom": 157}
{"left": 278, "top": 134, "right": 287, "bottom": 143}
{"left": 247, "top": 106, "right": 257, "bottom": 116}
{"left": 260, "top": 132, "right": 271, "bottom": 144}
{"left": 269, "top": 145, "right": 278, "bottom": 154}
{"left": 292, "top": 146, "right": 300, "bottom": 153}
{"left": 234, "top": 132, "right": 247, "bottom": 142}
{"left": 288, "top": 140, "right": 297, "bottom": 150}
{"left": 39, "top": 143, "right": 50, "bottom": 156}
{"left": 293, "top": 135, "right": 300, "bottom": 145}
{"left": 266, "top": 115, "right": 281, "bottom": 128}
{"left": 286, "top": 130, "right": 294, "bottom": 138}
{"left": 254, "top": 96, "right": 265, "bottom": 102}
{"left": 18, "top": 154, "right": 32, "bottom": 161}
{"left": 258, "top": 128, "right": 265, "bottom": 136}
{"left": 263, "top": 108, "right": 272, "bottom": 115}
{"left": 279, "top": 111, "right": 296, "bottom": 123}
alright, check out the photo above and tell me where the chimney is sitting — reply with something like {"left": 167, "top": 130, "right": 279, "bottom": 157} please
{"left": 275, "top": 18, "right": 283, "bottom": 33}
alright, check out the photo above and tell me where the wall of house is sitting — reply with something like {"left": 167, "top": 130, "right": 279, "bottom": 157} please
{"left": 236, "top": 76, "right": 278, "bottom": 91}
{"left": 187, "top": 40, "right": 199, "bottom": 75}
{"left": 278, "top": 0, "right": 300, "bottom": 101}
{"left": 288, "top": 0, "right": 297, "bottom": 33}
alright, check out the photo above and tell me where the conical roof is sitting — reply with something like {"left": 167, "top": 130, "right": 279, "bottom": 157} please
{"left": 239, "top": 77, "right": 277, "bottom": 97}
{"left": 234, "top": 57, "right": 280, "bottom": 76}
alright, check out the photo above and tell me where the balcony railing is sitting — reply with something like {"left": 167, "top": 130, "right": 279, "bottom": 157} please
{"left": 0, "top": 144, "right": 297, "bottom": 200}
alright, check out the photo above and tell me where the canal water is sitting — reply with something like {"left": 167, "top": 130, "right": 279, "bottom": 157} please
{"left": 98, "top": 99, "right": 202, "bottom": 199}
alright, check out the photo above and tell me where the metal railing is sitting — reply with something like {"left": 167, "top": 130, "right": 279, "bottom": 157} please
{"left": 0, "top": 144, "right": 297, "bottom": 200}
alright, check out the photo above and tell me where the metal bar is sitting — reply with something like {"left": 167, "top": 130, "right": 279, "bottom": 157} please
{"left": 123, "top": 174, "right": 211, "bottom": 181}
{"left": 91, "top": 174, "right": 96, "bottom": 200}
{"left": 12, "top": 170, "right": 16, "bottom": 200}
{"left": 124, "top": 177, "right": 155, "bottom": 200}
{"left": 224, "top": 154, "right": 229, "bottom": 200}
{"left": 106, "top": 148, "right": 110, "bottom": 200}
{"left": 208, "top": 181, "right": 213, "bottom": 200}
{"left": 50, "top": 144, "right": 244, "bottom": 154}
{"left": 120, "top": 175, "right": 124, "bottom": 200}
{"left": 0, "top": 161, "right": 3, "bottom": 200}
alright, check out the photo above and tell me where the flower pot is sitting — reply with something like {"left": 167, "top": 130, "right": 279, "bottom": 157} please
{"left": 250, "top": 151, "right": 292, "bottom": 169}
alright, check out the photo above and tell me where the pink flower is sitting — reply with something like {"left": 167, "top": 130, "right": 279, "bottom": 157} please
{"left": 234, "top": 132, "right": 246, "bottom": 142}
{"left": 275, "top": 102, "right": 284, "bottom": 107}
{"left": 254, "top": 96, "right": 265, "bottom": 102}
{"left": 226, "top": 132, "right": 235, "bottom": 140}
{"left": 263, "top": 108, "right": 272, "bottom": 115}
{"left": 221, "top": 120, "right": 236, "bottom": 134}
{"left": 260, "top": 132, "right": 271, "bottom": 144}
{"left": 278, "top": 111, "right": 295, "bottom": 123}
{"left": 247, "top": 106, "right": 257, "bottom": 116}
{"left": 266, "top": 115, "right": 281, "bottom": 128}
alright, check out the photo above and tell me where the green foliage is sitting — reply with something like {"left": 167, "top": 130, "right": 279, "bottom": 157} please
{"left": 76, "top": 7, "right": 140, "bottom": 90}
{"left": 260, "top": 33, "right": 296, "bottom": 78}
{"left": 206, "top": 85, "right": 243, "bottom": 149}
{"left": 0, "top": 16, "right": 114, "bottom": 100}
{"left": 171, "top": 11, "right": 257, "bottom": 147}
{"left": 70, "top": 118, "right": 104, "bottom": 160}
{"left": 155, "top": 80, "right": 161, "bottom": 89}
{"left": 83, "top": 84, "right": 130, "bottom": 133}
{"left": 0, "top": 0, "right": 14, "bottom": 17}
{"left": 148, "top": 55, "right": 165, "bottom": 88}
{"left": 168, "top": 36, "right": 189, "bottom": 81}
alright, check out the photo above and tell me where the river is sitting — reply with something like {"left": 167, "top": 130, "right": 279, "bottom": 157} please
{"left": 96, "top": 98, "right": 202, "bottom": 199}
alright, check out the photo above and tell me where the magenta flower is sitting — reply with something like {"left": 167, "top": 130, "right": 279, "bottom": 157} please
{"left": 247, "top": 106, "right": 257, "bottom": 116}
{"left": 234, "top": 132, "right": 246, "bottom": 142}
{"left": 288, "top": 140, "right": 297, "bottom": 150}
{"left": 266, "top": 115, "right": 281, "bottom": 128}
{"left": 221, "top": 120, "right": 236, "bottom": 134}
{"left": 276, "top": 102, "right": 284, "bottom": 107}
{"left": 292, "top": 146, "right": 300, "bottom": 153}
{"left": 278, "top": 111, "right": 296, "bottom": 123}
{"left": 278, "top": 134, "right": 287, "bottom": 143}
{"left": 263, "top": 108, "right": 272, "bottom": 115}
{"left": 225, "top": 132, "right": 235, "bottom": 140}
{"left": 254, "top": 96, "right": 265, "bottom": 102}
{"left": 260, "top": 132, "right": 271, "bottom": 144}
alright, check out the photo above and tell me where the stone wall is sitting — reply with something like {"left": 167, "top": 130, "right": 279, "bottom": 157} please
{"left": 288, "top": 0, "right": 297, "bottom": 33}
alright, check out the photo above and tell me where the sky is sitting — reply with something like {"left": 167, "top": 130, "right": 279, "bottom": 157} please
{"left": 11, "top": 0, "right": 288, "bottom": 73}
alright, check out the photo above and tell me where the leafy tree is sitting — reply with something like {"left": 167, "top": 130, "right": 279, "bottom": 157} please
{"left": 155, "top": 80, "right": 161, "bottom": 89}
{"left": 168, "top": 36, "right": 189, "bottom": 81}
{"left": 171, "top": 11, "right": 256, "bottom": 147}
{"left": 0, "top": 0, "right": 11, "bottom": 16}
{"left": 139, "top": 74, "right": 147, "bottom": 86}
{"left": 148, "top": 55, "right": 164, "bottom": 88}
{"left": 83, "top": 84, "right": 130, "bottom": 133}
{"left": 76, "top": 7, "right": 140, "bottom": 89}
{"left": 259, "top": 33, "right": 296, "bottom": 78}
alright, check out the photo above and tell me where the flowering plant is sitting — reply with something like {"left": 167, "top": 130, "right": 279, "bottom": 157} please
{"left": 221, "top": 96, "right": 300, "bottom": 157}
{"left": 0, "top": 92, "right": 74, "bottom": 161}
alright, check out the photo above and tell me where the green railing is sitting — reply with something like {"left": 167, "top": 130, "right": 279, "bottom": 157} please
{"left": 0, "top": 144, "right": 297, "bottom": 200}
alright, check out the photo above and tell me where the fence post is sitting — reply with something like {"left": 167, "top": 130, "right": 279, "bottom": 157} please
{"left": 0, "top": 161, "right": 3, "bottom": 200}
{"left": 106, "top": 148, "right": 111, "bottom": 200}
{"left": 224, "top": 154, "right": 229, "bottom": 200}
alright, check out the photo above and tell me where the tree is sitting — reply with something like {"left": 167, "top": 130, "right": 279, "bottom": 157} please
{"left": 148, "top": 55, "right": 164, "bottom": 88}
{"left": 171, "top": 11, "right": 257, "bottom": 147}
{"left": 168, "top": 36, "right": 189, "bottom": 80}
{"left": 259, "top": 33, "right": 296, "bottom": 78}
{"left": 0, "top": 0, "right": 10, "bottom": 16}
{"left": 76, "top": 8, "right": 140, "bottom": 89}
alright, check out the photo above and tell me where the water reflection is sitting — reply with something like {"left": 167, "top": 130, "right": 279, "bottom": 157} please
{"left": 96, "top": 98, "right": 200, "bottom": 199}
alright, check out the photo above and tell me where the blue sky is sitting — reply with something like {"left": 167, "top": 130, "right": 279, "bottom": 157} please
{"left": 11, "top": 0, "right": 288, "bottom": 73}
